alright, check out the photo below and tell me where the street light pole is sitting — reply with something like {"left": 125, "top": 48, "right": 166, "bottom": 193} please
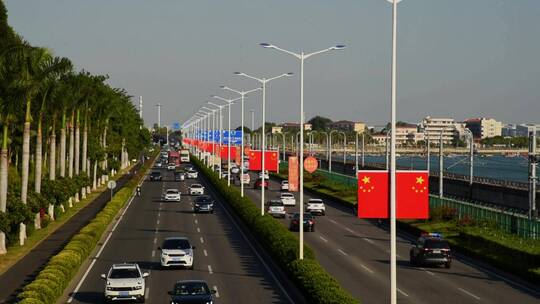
{"left": 207, "top": 102, "right": 224, "bottom": 178}
{"left": 361, "top": 132, "right": 365, "bottom": 168}
{"left": 235, "top": 71, "right": 293, "bottom": 216}
{"left": 439, "top": 129, "right": 444, "bottom": 198}
{"left": 464, "top": 129, "right": 474, "bottom": 186}
{"left": 220, "top": 86, "right": 261, "bottom": 197}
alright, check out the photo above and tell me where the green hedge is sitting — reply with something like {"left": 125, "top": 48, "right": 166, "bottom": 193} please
{"left": 192, "top": 157, "right": 358, "bottom": 304}
{"left": 17, "top": 152, "right": 158, "bottom": 304}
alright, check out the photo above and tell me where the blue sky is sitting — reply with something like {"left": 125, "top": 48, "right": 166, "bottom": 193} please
{"left": 5, "top": 0, "right": 540, "bottom": 128}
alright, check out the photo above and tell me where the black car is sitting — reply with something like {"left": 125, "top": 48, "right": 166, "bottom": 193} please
{"left": 149, "top": 171, "right": 162, "bottom": 181}
{"left": 410, "top": 233, "right": 452, "bottom": 268}
{"left": 289, "top": 213, "right": 315, "bottom": 232}
{"left": 168, "top": 280, "right": 216, "bottom": 304}
{"left": 193, "top": 196, "right": 214, "bottom": 213}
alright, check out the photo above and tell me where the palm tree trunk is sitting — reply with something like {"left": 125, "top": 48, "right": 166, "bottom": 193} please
{"left": 35, "top": 119, "right": 42, "bottom": 193}
{"left": 82, "top": 117, "right": 87, "bottom": 173}
{"left": 49, "top": 125, "right": 56, "bottom": 181}
{"left": 0, "top": 124, "right": 8, "bottom": 254}
{"left": 21, "top": 121, "right": 30, "bottom": 205}
{"left": 60, "top": 112, "right": 66, "bottom": 178}
{"left": 93, "top": 161, "right": 97, "bottom": 190}
{"left": 74, "top": 110, "right": 80, "bottom": 175}
{"left": 68, "top": 113, "right": 74, "bottom": 178}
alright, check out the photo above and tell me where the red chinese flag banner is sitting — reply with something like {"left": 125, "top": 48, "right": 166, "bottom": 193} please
{"left": 288, "top": 156, "right": 299, "bottom": 192}
{"left": 396, "top": 171, "right": 429, "bottom": 219}
{"left": 264, "top": 151, "right": 279, "bottom": 172}
{"left": 357, "top": 171, "right": 389, "bottom": 218}
{"left": 219, "top": 146, "right": 236, "bottom": 160}
{"left": 248, "top": 150, "right": 262, "bottom": 171}
{"left": 235, "top": 146, "right": 241, "bottom": 165}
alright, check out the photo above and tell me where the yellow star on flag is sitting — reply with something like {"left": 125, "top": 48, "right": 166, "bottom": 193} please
{"left": 416, "top": 176, "right": 424, "bottom": 184}
{"left": 361, "top": 176, "right": 371, "bottom": 184}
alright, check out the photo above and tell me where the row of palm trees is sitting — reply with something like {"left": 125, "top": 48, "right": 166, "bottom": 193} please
{"left": 0, "top": 18, "right": 148, "bottom": 253}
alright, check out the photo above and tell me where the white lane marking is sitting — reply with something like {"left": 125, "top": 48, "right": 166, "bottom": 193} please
{"left": 151, "top": 250, "right": 155, "bottom": 257}
{"left": 158, "top": 212, "right": 161, "bottom": 217}
{"left": 458, "top": 288, "right": 481, "bottom": 300}
{"left": 200, "top": 237, "right": 204, "bottom": 244}
{"left": 153, "top": 237, "right": 157, "bottom": 244}
{"left": 193, "top": 213, "right": 196, "bottom": 217}
{"left": 397, "top": 288, "right": 409, "bottom": 297}
{"left": 329, "top": 219, "right": 337, "bottom": 224}
{"left": 194, "top": 219, "right": 198, "bottom": 224}
{"left": 363, "top": 238, "right": 375, "bottom": 244}
{"left": 345, "top": 227, "right": 354, "bottom": 233}
{"left": 203, "top": 249, "right": 208, "bottom": 257}
{"left": 426, "top": 270, "right": 435, "bottom": 276}
{"left": 156, "top": 219, "right": 160, "bottom": 225}
{"left": 68, "top": 194, "right": 136, "bottom": 303}
{"left": 197, "top": 227, "right": 200, "bottom": 233}
{"left": 319, "top": 236, "right": 328, "bottom": 243}
{"left": 360, "top": 264, "right": 374, "bottom": 274}
{"left": 338, "top": 249, "right": 348, "bottom": 256}
{"left": 145, "top": 287, "right": 150, "bottom": 300}
{"left": 207, "top": 265, "right": 213, "bottom": 274}
{"left": 213, "top": 285, "right": 220, "bottom": 298}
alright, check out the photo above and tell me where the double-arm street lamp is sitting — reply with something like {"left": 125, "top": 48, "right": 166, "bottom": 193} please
{"left": 220, "top": 85, "right": 262, "bottom": 196}
{"left": 260, "top": 42, "right": 345, "bottom": 259}
{"left": 206, "top": 102, "right": 225, "bottom": 178}
{"left": 211, "top": 96, "right": 241, "bottom": 186}
{"left": 234, "top": 71, "right": 293, "bottom": 215}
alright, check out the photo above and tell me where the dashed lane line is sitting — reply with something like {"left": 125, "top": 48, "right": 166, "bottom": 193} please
{"left": 319, "top": 236, "right": 328, "bottom": 243}
{"left": 207, "top": 265, "right": 213, "bottom": 274}
{"left": 197, "top": 227, "right": 200, "bottom": 233}
{"left": 203, "top": 249, "right": 208, "bottom": 257}
{"left": 200, "top": 237, "right": 204, "bottom": 244}
{"left": 338, "top": 249, "right": 348, "bottom": 256}
{"left": 458, "top": 288, "right": 481, "bottom": 300}
{"left": 153, "top": 237, "right": 157, "bottom": 244}
{"left": 363, "top": 238, "right": 375, "bottom": 244}
{"left": 360, "top": 264, "right": 374, "bottom": 274}
{"left": 151, "top": 250, "right": 155, "bottom": 258}
{"left": 397, "top": 288, "right": 409, "bottom": 297}
{"left": 213, "top": 286, "right": 220, "bottom": 298}
{"left": 145, "top": 287, "right": 150, "bottom": 300}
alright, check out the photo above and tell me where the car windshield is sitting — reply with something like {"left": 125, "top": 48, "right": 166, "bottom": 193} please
{"left": 166, "top": 190, "right": 178, "bottom": 194}
{"left": 309, "top": 200, "right": 322, "bottom": 204}
{"left": 293, "top": 213, "right": 313, "bottom": 220}
{"left": 195, "top": 197, "right": 212, "bottom": 204}
{"left": 282, "top": 194, "right": 293, "bottom": 198}
{"left": 282, "top": 181, "right": 288, "bottom": 184}
{"left": 172, "top": 282, "right": 210, "bottom": 296}
{"left": 162, "top": 239, "right": 191, "bottom": 250}
{"left": 151, "top": 172, "right": 160, "bottom": 176}
{"left": 191, "top": 184, "right": 202, "bottom": 188}
{"left": 109, "top": 268, "right": 140, "bottom": 279}
{"left": 424, "top": 239, "right": 450, "bottom": 249}
{"left": 269, "top": 201, "right": 283, "bottom": 207}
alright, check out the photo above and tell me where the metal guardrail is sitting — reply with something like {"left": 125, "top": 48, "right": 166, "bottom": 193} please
{"left": 280, "top": 161, "right": 540, "bottom": 239}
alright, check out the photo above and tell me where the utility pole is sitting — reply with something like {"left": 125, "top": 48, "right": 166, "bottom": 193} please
{"left": 156, "top": 103, "right": 162, "bottom": 128}
{"left": 529, "top": 127, "right": 538, "bottom": 220}
{"left": 361, "top": 132, "right": 365, "bottom": 168}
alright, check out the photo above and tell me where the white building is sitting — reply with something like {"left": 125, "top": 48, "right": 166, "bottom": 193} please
{"left": 421, "top": 116, "right": 463, "bottom": 144}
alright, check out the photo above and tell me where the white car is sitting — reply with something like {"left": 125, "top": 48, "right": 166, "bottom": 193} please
{"left": 230, "top": 165, "right": 240, "bottom": 174}
{"left": 306, "top": 198, "right": 326, "bottom": 215}
{"left": 164, "top": 189, "right": 181, "bottom": 202}
{"left": 280, "top": 180, "right": 289, "bottom": 191}
{"left": 159, "top": 237, "right": 195, "bottom": 269}
{"left": 101, "top": 263, "right": 148, "bottom": 303}
{"left": 280, "top": 192, "right": 296, "bottom": 206}
{"left": 186, "top": 170, "right": 198, "bottom": 179}
{"left": 155, "top": 162, "right": 162, "bottom": 168}
{"left": 189, "top": 183, "right": 205, "bottom": 195}
{"left": 258, "top": 171, "right": 270, "bottom": 180}
{"left": 241, "top": 173, "right": 251, "bottom": 184}
{"left": 167, "top": 163, "right": 176, "bottom": 170}
{"left": 267, "top": 200, "right": 286, "bottom": 218}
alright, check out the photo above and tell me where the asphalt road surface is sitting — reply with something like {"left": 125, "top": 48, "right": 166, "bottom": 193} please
{"left": 233, "top": 170, "right": 540, "bottom": 304}
{"left": 67, "top": 165, "right": 296, "bottom": 304}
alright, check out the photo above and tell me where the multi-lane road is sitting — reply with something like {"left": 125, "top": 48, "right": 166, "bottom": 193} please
{"left": 66, "top": 165, "right": 298, "bottom": 304}
{"left": 234, "top": 170, "right": 540, "bottom": 304}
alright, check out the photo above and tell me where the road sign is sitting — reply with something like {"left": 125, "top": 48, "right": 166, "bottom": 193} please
{"left": 173, "top": 122, "right": 180, "bottom": 130}
{"left": 304, "top": 156, "right": 318, "bottom": 173}
{"left": 107, "top": 181, "right": 117, "bottom": 189}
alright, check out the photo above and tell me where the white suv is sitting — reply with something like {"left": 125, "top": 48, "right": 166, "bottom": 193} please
{"left": 306, "top": 198, "right": 326, "bottom": 215}
{"left": 186, "top": 170, "right": 198, "bottom": 179}
{"left": 280, "top": 180, "right": 289, "bottom": 191}
{"left": 280, "top": 193, "right": 296, "bottom": 206}
{"left": 159, "top": 237, "right": 195, "bottom": 269}
{"left": 101, "top": 263, "right": 148, "bottom": 303}
{"left": 267, "top": 200, "right": 286, "bottom": 218}
{"left": 189, "top": 183, "right": 205, "bottom": 195}
{"left": 164, "top": 189, "right": 181, "bottom": 202}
